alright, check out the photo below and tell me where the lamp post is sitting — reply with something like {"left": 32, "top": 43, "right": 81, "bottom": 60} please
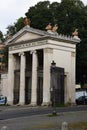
{"left": 51, "top": 60, "right": 57, "bottom": 115}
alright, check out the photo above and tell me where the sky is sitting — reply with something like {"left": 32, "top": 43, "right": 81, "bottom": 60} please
{"left": 0, "top": 0, "right": 87, "bottom": 35}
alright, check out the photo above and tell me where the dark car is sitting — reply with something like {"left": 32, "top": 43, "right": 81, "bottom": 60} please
{"left": 76, "top": 96, "right": 87, "bottom": 105}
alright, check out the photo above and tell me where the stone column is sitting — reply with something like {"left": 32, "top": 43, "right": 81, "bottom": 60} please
{"left": 42, "top": 48, "right": 53, "bottom": 106}
{"left": 70, "top": 52, "right": 76, "bottom": 104}
{"left": 8, "top": 54, "right": 15, "bottom": 105}
{"left": 19, "top": 52, "right": 26, "bottom": 105}
{"left": 30, "top": 50, "right": 38, "bottom": 106}
{"left": 66, "top": 52, "right": 76, "bottom": 104}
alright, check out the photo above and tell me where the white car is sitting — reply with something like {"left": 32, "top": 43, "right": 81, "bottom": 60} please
{"left": 0, "top": 95, "right": 7, "bottom": 105}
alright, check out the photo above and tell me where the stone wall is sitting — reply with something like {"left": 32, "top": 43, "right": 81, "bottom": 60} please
{"left": 1, "top": 73, "right": 8, "bottom": 97}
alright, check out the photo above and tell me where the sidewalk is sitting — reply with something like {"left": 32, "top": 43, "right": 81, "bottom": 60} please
{"left": 0, "top": 104, "right": 46, "bottom": 111}
{"left": 0, "top": 104, "right": 87, "bottom": 112}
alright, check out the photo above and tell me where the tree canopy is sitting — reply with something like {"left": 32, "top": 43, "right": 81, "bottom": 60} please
{"left": 0, "top": 31, "right": 4, "bottom": 41}
{"left": 5, "top": 0, "right": 87, "bottom": 84}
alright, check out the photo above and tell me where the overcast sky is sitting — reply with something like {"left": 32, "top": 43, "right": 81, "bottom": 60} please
{"left": 0, "top": 0, "right": 87, "bottom": 35}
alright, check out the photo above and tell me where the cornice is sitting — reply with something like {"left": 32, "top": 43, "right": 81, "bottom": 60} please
{"left": 5, "top": 26, "right": 81, "bottom": 45}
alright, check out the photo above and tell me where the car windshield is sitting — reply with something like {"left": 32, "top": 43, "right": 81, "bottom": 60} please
{"left": 0, "top": 96, "right": 5, "bottom": 100}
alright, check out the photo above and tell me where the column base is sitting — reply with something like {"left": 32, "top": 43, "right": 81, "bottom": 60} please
{"left": 18, "top": 102, "right": 25, "bottom": 106}
{"left": 66, "top": 102, "right": 76, "bottom": 106}
{"left": 70, "top": 102, "right": 76, "bottom": 106}
{"left": 29, "top": 102, "right": 37, "bottom": 107}
{"left": 41, "top": 102, "right": 51, "bottom": 106}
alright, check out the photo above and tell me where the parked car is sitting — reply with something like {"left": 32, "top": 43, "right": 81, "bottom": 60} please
{"left": 0, "top": 95, "right": 7, "bottom": 105}
{"left": 76, "top": 96, "right": 87, "bottom": 105}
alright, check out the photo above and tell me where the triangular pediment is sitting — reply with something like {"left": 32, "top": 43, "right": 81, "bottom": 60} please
{"left": 13, "top": 31, "right": 42, "bottom": 43}
{"left": 7, "top": 27, "right": 46, "bottom": 44}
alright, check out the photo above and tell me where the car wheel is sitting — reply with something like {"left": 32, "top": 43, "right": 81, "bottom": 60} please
{"left": 76, "top": 101, "right": 79, "bottom": 105}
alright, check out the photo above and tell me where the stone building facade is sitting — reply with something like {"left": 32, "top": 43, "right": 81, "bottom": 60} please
{"left": 1, "top": 26, "right": 80, "bottom": 106}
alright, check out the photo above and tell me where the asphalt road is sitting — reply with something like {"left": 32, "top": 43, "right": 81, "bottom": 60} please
{"left": 0, "top": 105, "right": 87, "bottom": 120}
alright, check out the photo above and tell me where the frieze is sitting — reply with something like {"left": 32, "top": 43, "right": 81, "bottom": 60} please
{"left": 9, "top": 40, "right": 47, "bottom": 51}
{"left": 44, "top": 48, "right": 53, "bottom": 53}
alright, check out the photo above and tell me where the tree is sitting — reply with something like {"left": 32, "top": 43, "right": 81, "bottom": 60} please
{"left": 2, "top": 46, "right": 8, "bottom": 69}
{"left": 6, "top": 25, "right": 16, "bottom": 36}
{"left": 25, "top": 1, "right": 53, "bottom": 30}
{"left": 5, "top": 17, "right": 25, "bottom": 39}
{"left": 0, "top": 31, "right": 4, "bottom": 41}
{"left": 14, "top": 17, "right": 25, "bottom": 32}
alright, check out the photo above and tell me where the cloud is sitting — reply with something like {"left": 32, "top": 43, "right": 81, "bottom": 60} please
{"left": 0, "top": 0, "right": 27, "bottom": 34}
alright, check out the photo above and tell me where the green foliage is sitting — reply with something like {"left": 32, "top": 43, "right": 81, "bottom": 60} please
{"left": 25, "top": 1, "right": 53, "bottom": 30}
{"left": 6, "top": 25, "right": 16, "bottom": 36}
{"left": 0, "top": 31, "right": 4, "bottom": 41}
{"left": 2, "top": 46, "right": 8, "bottom": 69}
{"left": 47, "top": 113, "right": 58, "bottom": 117}
{"left": 0, "top": 31, "right": 3, "bottom": 39}
{"left": 14, "top": 17, "right": 25, "bottom": 32}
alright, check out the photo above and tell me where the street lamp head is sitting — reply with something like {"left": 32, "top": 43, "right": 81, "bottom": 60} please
{"left": 51, "top": 60, "right": 56, "bottom": 67}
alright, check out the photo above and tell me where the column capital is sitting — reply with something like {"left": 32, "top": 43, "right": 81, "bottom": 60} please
{"left": 19, "top": 52, "right": 25, "bottom": 56}
{"left": 30, "top": 50, "right": 37, "bottom": 55}
{"left": 9, "top": 54, "right": 14, "bottom": 58}
{"left": 71, "top": 52, "right": 75, "bottom": 57}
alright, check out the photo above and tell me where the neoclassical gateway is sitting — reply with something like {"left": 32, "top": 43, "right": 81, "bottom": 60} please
{"left": 1, "top": 23, "right": 80, "bottom": 106}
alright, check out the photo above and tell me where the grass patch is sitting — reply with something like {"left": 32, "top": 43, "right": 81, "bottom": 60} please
{"left": 0, "top": 104, "right": 10, "bottom": 106}
{"left": 69, "top": 122, "right": 87, "bottom": 130}
{"left": 47, "top": 113, "right": 58, "bottom": 117}
{"left": 23, "top": 123, "right": 59, "bottom": 130}
{"left": 24, "top": 121, "right": 87, "bottom": 130}
{"left": 47, "top": 111, "right": 61, "bottom": 117}
{"left": 56, "top": 103, "right": 66, "bottom": 107}
{"left": 54, "top": 103, "right": 71, "bottom": 107}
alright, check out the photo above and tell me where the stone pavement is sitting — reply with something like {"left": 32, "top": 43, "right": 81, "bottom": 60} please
{"left": 0, "top": 105, "right": 39, "bottom": 111}
{"left": 0, "top": 108, "right": 87, "bottom": 130}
